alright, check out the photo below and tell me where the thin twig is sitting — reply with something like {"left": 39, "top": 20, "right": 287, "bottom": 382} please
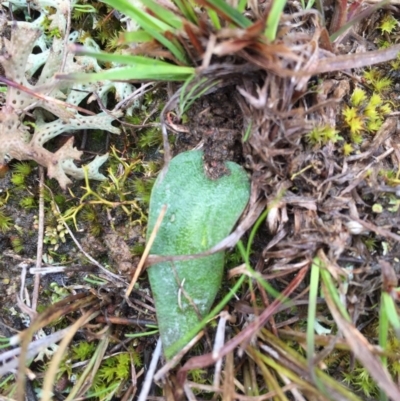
{"left": 32, "top": 167, "right": 45, "bottom": 311}
{"left": 137, "top": 338, "right": 162, "bottom": 401}
{"left": 17, "top": 263, "right": 36, "bottom": 320}
{"left": 125, "top": 204, "right": 167, "bottom": 299}
{"left": 212, "top": 312, "right": 230, "bottom": 389}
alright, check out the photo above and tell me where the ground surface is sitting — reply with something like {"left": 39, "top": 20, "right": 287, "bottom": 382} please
{"left": 1, "top": 1, "right": 400, "bottom": 400}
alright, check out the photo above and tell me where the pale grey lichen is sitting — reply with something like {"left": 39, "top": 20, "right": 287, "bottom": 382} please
{"left": 0, "top": 1, "right": 136, "bottom": 189}
{"left": 0, "top": 0, "right": 142, "bottom": 188}
{"left": 0, "top": 23, "right": 121, "bottom": 188}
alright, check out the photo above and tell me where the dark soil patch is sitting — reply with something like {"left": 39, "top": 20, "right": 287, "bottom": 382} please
{"left": 181, "top": 87, "right": 244, "bottom": 178}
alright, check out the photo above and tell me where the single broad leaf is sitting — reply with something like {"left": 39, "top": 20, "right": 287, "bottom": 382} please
{"left": 147, "top": 150, "right": 250, "bottom": 359}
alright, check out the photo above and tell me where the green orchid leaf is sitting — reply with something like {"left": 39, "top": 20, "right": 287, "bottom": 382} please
{"left": 147, "top": 150, "right": 250, "bottom": 359}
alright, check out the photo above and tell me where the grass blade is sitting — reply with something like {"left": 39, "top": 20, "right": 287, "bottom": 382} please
{"left": 119, "top": 31, "right": 153, "bottom": 44}
{"left": 265, "top": 0, "right": 287, "bottom": 41}
{"left": 59, "top": 48, "right": 195, "bottom": 81}
{"left": 140, "top": 0, "right": 183, "bottom": 29}
{"left": 381, "top": 292, "right": 400, "bottom": 338}
{"left": 60, "top": 66, "right": 194, "bottom": 82}
{"left": 173, "top": 0, "right": 198, "bottom": 24}
{"left": 101, "top": 0, "right": 188, "bottom": 63}
{"left": 199, "top": 0, "right": 251, "bottom": 28}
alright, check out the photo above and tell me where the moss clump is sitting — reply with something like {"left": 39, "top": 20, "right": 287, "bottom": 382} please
{"left": 342, "top": 87, "right": 392, "bottom": 147}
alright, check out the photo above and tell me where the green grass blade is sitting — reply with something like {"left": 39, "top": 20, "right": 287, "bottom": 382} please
{"left": 320, "top": 267, "right": 351, "bottom": 322}
{"left": 243, "top": 121, "right": 252, "bottom": 142}
{"left": 125, "top": 329, "right": 159, "bottom": 338}
{"left": 236, "top": 240, "right": 290, "bottom": 303}
{"left": 178, "top": 77, "right": 218, "bottom": 116}
{"left": 237, "top": 0, "right": 247, "bottom": 13}
{"left": 140, "top": 26, "right": 188, "bottom": 64}
{"left": 265, "top": 0, "right": 287, "bottom": 41}
{"left": 307, "top": 257, "right": 332, "bottom": 399}
{"left": 306, "top": 0, "right": 316, "bottom": 9}
{"left": 203, "top": 0, "right": 251, "bottom": 28}
{"left": 379, "top": 294, "right": 389, "bottom": 401}
{"left": 173, "top": 0, "right": 198, "bottom": 24}
{"left": 245, "top": 191, "right": 285, "bottom": 257}
{"left": 119, "top": 31, "right": 154, "bottom": 44}
{"left": 381, "top": 292, "right": 400, "bottom": 338}
{"left": 139, "top": 0, "right": 183, "bottom": 29}
{"left": 65, "top": 48, "right": 195, "bottom": 80}
{"left": 60, "top": 65, "right": 195, "bottom": 82}
{"left": 207, "top": 8, "right": 220, "bottom": 30}
{"left": 72, "top": 48, "right": 176, "bottom": 65}
{"left": 307, "top": 257, "right": 320, "bottom": 364}
{"left": 102, "top": 0, "right": 170, "bottom": 31}
{"left": 101, "top": 0, "right": 188, "bottom": 63}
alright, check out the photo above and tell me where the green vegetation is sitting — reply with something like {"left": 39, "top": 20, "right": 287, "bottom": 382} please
{"left": 306, "top": 124, "right": 341, "bottom": 147}
{"left": 2, "top": 1, "right": 400, "bottom": 400}
{"left": 342, "top": 86, "right": 392, "bottom": 147}
{"left": 0, "top": 210, "right": 12, "bottom": 233}
{"left": 147, "top": 151, "right": 250, "bottom": 359}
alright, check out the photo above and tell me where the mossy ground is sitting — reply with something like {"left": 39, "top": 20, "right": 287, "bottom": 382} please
{"left": 2, "top": 1, "right": 400, "bottom": 400}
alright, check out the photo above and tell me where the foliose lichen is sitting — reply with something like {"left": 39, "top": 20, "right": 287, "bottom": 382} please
{"left": 0, "top": 0, "right": 134, "bottom": 188}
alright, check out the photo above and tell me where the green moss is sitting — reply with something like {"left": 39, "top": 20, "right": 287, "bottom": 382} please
{"left": 81, "top": 206, "right": 102, "bottom": 236}
{"left": 10, "top": 174, "right": 25, "bottom": 187}
{"left": 10, "top": 236, "right": 23, "bottom": 253}
{"left": 342, "top": 85, "right": 393, "bottom": 148}
{"left": 89, "top": 351, "right": 141, "bottom": 398}
{"left": 0, "top": 211, "right": 12, "bottom": 233}
{"left": 131, "top": 177, "right": 156, "bottom": 206}
{"left": 379, "top": 14, "right": 398, "bottom": 35}
{"left": 19, "top": 196, "right": 36, "bottom": 209}
{"left": 138, "top": 127, "right": 163, "bottom": 149}
{"left": 72, "top": 342, "right": 96, "bottom": 362}
{"left": 363, "top": 69, "right": 393, "bottom": 93}
{"left": 306, "top": 124, "right": 341, "bottom": 147}
{"left": 342, "top": 142, "right": 354, "bottom": 156}
{"left": 13, "top": 162, "right": 33, "bottom": 176}
{"left": 130, "top": 243, "right": 145, "bottom": 255}
{"left": 363, "top": 237, "right": 377, "bottom": 251}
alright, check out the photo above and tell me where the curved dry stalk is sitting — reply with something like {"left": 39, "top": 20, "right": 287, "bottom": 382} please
{"left": 125, "top": 204, "right": 167, "bottom": 298}
{"left": 40, "top": 309, "right": 100, "bottom": 401}
{"left": 15, "top": 294, "right": 99, "bottom": 401}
